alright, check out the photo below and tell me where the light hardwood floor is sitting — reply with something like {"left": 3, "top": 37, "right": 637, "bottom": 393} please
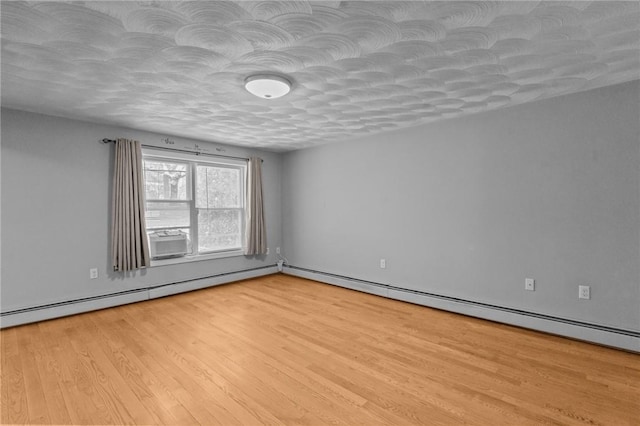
{"left": 1, "top": 274, "right": 638, "bottom": 425}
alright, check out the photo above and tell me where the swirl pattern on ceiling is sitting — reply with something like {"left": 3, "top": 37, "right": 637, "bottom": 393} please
{"left": 1, "top": 1, "right": 639, "bottom": 150}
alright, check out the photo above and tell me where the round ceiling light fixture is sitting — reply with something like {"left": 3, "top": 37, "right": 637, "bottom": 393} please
{"left": 244, "top": 74, "right": 291, "bottom": 99}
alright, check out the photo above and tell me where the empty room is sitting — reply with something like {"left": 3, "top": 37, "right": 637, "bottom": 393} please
{"left": 1, "top": 1, "right": 639, "bottom": 425}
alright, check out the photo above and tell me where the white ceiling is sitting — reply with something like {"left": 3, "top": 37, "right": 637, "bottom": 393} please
{"left": 2, "top": 1, "right": 639, "bottom": 151}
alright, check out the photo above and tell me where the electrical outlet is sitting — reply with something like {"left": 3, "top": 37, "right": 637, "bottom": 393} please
{"left": 276, "top": 247, "right": 280, "bottom": 254}
{"left": 380, "top": 258, "right": 386, "bottom": 269}
{"left": 89, "top": 268, "right": 98, "bottom": 279}
{"left": 525, "top": 278, "right": 535, "bottom": 291}
{"left": 579, "top": 285, "right": 590, "bottom": 300}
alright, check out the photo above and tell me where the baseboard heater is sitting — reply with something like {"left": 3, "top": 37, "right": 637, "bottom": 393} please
{"left": 284, "top": 265, "right": 640, "bottom": 352}
{"left": 0, "top": 265, "right": 276, "bottom": 329}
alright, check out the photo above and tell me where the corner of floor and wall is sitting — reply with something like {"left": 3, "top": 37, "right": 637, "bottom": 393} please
{"left": 2, "top": 80, "right": 639, "bottom": 352}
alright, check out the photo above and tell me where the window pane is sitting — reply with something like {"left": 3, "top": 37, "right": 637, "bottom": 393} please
{"left": 197, "top": 209, "right": 242, "bottom": 252}
{"left": 144, "top": 160, "right": 188, "bottom": 200}
{"left": 196, "top": 165, "right": 241, "bottom": 209}
{"left": 146, "top": 202, "right": 190, "bottom": 229}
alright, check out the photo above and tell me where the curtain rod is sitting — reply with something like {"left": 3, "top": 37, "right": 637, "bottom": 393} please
{"left": 101, "top": 138, "right": 261, "bottom": 162}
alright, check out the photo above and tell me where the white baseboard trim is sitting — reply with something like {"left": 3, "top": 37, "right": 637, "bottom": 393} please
{"left": 284, "top": 266, "right": 640, "bottom": 353}
{"left": 148, "top": 266, "right": 278, "bottom": 299}
{"left": 1, "top": 266, "right": 277, "bottom": 329}
{"left": 0, "top": 291, "right": 149, "bottom": 329}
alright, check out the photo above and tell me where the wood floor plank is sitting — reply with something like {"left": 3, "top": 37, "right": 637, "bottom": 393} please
{"left": 34, "top": 320, "right": 85, "bottom": 425}
{"left": 1, "top": 274, "right": 638, "bottom": 425}
{"left": 1, "top": 328, "right": 29, "bottom": 424}
{"left": 16, "top": 325, "right": 52, "bottom": 424}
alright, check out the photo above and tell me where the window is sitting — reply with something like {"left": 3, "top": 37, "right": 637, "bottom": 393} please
{"left": 142, "top": 149, "right": 246, "bottom": 261}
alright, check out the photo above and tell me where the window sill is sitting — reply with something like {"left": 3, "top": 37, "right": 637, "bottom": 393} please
{"left": 150, "top": 249, "right": 245, "bottom": 267}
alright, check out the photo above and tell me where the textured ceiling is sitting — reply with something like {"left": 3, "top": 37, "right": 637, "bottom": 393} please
{"left": 1, "top": 1, "right": 639, "bottom": 151}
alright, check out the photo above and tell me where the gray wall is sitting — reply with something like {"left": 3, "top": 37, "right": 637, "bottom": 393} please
{"left": 282, "top": 81, "right": 640, "bottom": 332}
{"left": 1, "top": 108, "right": 282, "bottom": 312}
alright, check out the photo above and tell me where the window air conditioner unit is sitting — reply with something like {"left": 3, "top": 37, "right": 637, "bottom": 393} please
{"left": 149, "top": 231, "right": 188, "bottom": 259}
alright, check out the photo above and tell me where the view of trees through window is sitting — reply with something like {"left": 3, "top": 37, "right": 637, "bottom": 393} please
{"left": 143, "top": 156, "right": 245, "bottom": 256}
{"left": 196, "top": 165, "right": 242, "bottom": 251}
{"left": 144, "top": 160, "right": 188, "bottom": 201}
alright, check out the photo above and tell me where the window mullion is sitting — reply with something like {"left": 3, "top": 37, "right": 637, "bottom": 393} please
{"left": 189, "top": 162, "right": 198, "bottom": 254}
{"left": 146, "top": 200, "right": 190, "bottom": 204}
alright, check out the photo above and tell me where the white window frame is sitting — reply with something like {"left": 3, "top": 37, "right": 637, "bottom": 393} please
{"left": 142, "top": 147, "right": 247, "bottom": 266}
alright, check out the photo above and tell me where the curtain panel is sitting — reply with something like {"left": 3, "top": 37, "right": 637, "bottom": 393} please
{"left": 111, "top": 138, "right": 150, "bottom": 271}
{"left": 245, "top": 157, "right": 267, "bottom": 255}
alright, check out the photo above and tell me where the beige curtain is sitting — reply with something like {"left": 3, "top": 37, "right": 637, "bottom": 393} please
{"left": 245, "top": 157, "right": 266, "bottom": 255}
{"left": 111, "top": 138, "right": 150, "bottom": 271}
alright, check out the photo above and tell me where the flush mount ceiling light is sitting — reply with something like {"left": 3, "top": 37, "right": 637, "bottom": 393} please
{"left": 244, "top": 74, "right": 291, "bottom": 99}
